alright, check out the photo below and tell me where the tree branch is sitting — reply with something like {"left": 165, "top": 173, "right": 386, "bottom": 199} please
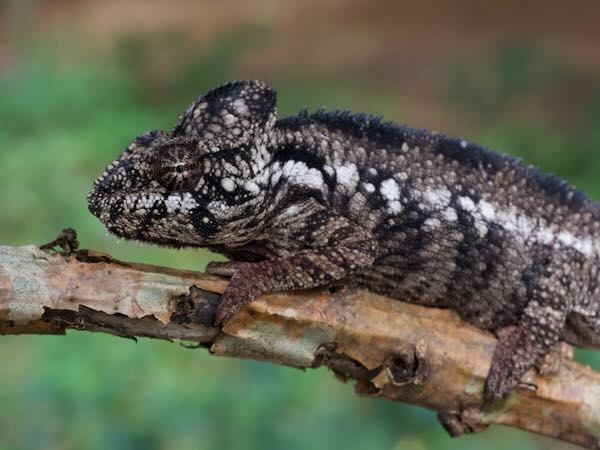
{"left": 1, "top": 241, "right": 599, "bottom": 449}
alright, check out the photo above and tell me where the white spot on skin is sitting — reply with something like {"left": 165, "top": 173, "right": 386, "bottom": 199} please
{"left": 223, "top": 162, "right": 240, "bottom": 175}
{"left": 460, "top": 140, "right": 468, "bottom": 149}
{"left": 378, "top": 179, "right": 402, "bottom": 213}
{"left": 302, "top": 168, "right": 324, "bottom": 189}
{"left": 323, "top": 165, "right": 335, "bottom": 176}
{"left": 164, "top": 193, "right": 198, "bottom": 214}
{"left": 423, "top": 187, "right": 451, "bottom": 208}
{"left": 380, "top": 178, "right": 400, "bottom": 202}
{"left": 271, "top": 169, "right": 282, "bottom": 185}
{"left": 363, "top": 183, "right": 375, "bottom": 193}
{"left": 442, "top": 208, "right": 458, "bottom": 222}
{"left": 424, "top": 218, "right": 441, "bottom": 228}
{"left": 282, "top": 161, "right": 325, "bottom": 190}
{"left": 462, "top": 198, "right": 598, "bottom": 256}
{"left": 479, "top": 200, "right": 496, "bottom": 221}
{"left": 284, "top": 205, "right": 301, "bottom": 217}
{"left": 206, "top": 200, "right": 234, "bottom": 221}
{"left": 388, "top": 201, "right": 403, "bottom": 213}
{"left": 537, "top": 228, "right": 554, "bottom": 244}
{"left": 458, "top": 196, "right": 476, "bottom": 212}
{"left": 243, "top": 181, "right": 261, "bottom": 195}
{"left": 335, "top": 163, "right": 359, "bottom": 191}
{"left": 553, "top": 230, "right": 593, "bottom": 254}
{"left": 221, "top": 178, "right": 235, "bottom": 192}
{"left": 557, "top": 231, "right": 574, "bottom": 246}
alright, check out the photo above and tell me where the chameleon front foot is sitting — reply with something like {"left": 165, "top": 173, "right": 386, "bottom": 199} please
{"left": 214, "top": 290, "right": 255, "bottom": 325}
{"left": 210, "top": 262, "right": 267, "bottom": 325}
{"left": 206, "top": 261, "right": 264, "bottom": 324}
{"left": 485, "top": 313, "right": 562, "bottom": 401}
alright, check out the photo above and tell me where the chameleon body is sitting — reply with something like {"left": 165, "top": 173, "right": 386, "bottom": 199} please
{"left": 88, "top": 80, "right": 600, "bottom": 400}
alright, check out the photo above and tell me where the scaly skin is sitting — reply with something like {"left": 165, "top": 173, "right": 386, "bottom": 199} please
{"left": 88, "top": 80, "right": 600, "bottom": 401}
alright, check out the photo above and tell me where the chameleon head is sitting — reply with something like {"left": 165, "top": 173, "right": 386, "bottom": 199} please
{"left": 87, "top": 80, "right": 277, "bottom": 247}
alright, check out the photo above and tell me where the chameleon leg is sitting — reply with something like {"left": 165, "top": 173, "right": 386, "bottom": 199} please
{"left": 485, "top": 307, "right": 565, "bottom": 401}
{"left": 212, "top": 205, "right": 377, "bottom": 325}
{"left": 485, "top": 258, "right": 571, "bottom": 400}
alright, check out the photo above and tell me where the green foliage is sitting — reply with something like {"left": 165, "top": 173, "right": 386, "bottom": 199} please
{"left": 0, "top": 30, "right": 599, "bottom": 450}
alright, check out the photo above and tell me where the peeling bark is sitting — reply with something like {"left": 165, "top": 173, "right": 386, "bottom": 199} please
{"left": 0, "top": 241, "right": 599, "bottom": 449}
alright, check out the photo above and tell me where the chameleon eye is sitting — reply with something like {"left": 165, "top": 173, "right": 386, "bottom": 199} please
{"left": 154, "top": 144, "right": 199, "bottom": 190}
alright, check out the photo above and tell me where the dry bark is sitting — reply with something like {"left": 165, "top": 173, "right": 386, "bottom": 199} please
{"left": 1, "top": 239, "right": 599, "bottom": 449}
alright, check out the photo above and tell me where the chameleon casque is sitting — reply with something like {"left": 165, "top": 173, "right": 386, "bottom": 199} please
{"left": 88, "top": 80, "right": 600, "bottom": 401}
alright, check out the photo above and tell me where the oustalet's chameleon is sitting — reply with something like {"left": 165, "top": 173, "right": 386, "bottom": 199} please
{"left": 88, "top": 80, "right": 600, "bottom": 401}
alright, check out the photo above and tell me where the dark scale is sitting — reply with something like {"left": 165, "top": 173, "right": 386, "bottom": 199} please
{"left": 88, "top": 80, "right": 600, "bottom": 401}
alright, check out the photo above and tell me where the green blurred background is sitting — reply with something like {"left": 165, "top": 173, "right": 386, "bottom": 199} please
{"left": 1, "top": 1, "right": 599, "bottom": 449}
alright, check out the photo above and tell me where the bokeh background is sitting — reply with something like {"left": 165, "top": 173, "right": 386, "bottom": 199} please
{"left": 1, "top": 1, "right": 599, "bottom": 449}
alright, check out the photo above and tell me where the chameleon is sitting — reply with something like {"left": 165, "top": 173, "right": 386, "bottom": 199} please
{"left": 88, "top": 80, "right": 600, "bottom": 401}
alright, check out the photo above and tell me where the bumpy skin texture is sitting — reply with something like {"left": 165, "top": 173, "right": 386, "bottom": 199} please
{"left": 88, "top": 80, "right": 600, "bottom": 401}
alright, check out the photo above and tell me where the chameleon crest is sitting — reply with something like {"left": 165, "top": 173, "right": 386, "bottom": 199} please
{"left": 89, "top": 80, "right": 600, "bottom": 401}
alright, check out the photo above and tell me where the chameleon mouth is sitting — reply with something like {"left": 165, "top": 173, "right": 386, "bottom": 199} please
{"left": 88, "top": 165, "right": 205, "bottom": 245}
{"left": 88, "top": 186, "right": 163, "bottom": 237}
{"left": 87, "top": 160, "right": 160, "bottom": 235}
{"left": 87, "top": 150, "right": 209, "bottom": 247}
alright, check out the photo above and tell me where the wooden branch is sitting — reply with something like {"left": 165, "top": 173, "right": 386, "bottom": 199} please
{"left": 1, "top": 240, "right": 599, "bottom": 449}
